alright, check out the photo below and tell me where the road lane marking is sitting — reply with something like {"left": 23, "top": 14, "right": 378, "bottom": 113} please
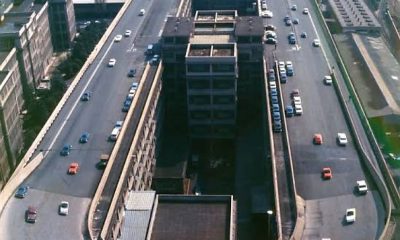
{"left": 44, "top": 42, "right": 115, "bottom": 158}
{"left": 127, "top": 43, "right": 135, "bottom": 52}
{"left": 308, "top": 12, "right": 331, "bottom": 70}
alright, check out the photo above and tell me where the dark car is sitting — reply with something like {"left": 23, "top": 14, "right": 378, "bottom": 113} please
{"left": 79, "top": 132, "right": 90, "bottom": 143}
{"left": 272, "top": 111, "right": 281, "bottom": 121}
{"left": 273, "top": 120, "right": 282, "bottom": 132}
{"left": 25, "top": 206, "right": 37, "bottom": 223}
{"left": 286, "top": 105, "right": 294, "bottom": 117}
{"left": 15, "top": 185, "right": 29, "bottom": 198}
{"left": 270, "top": 89, "right": 278, "bottom": 97}
{"left": 60, "top": 144, "right": 72, "bottom": 156}
{"left": 265, "top": 38, "right": 277, "bottom": 44}
{"left": 268, "top": 69, "right": 276, "bottom": 81}
{"left": 301, "top": 32, "right": 307, "bottom": 38}
{"left": 285, "top": 19, "right": 292, "bottom": 26}
{"left": 80, "top": 92, "right": 91, "bottom": 101}
{"left": 288, "top": 33, "right": 296, "bottom": 44}
{"left": 128, "top": 69, "right": 136, "bottom": 77}
{"left": 284, "top": 15, "right": 290, "bottom": 22}
{"left": 293, "top": 18, "right": 299, "bottom": 24}
{"left": 271, "top": 95, "right": 279, "bottom": 104}
{"left": 122, "top": 99, "right": 132, "bottom": 112}
{"left": 264, "top": 24, "right": 276, "bottom": 31}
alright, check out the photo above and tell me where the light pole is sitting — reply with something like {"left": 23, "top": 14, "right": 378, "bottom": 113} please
{"left": 267, "top": 210, "right": 274, "bottom": 239}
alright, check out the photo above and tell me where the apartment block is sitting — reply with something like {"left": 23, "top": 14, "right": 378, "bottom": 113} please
{"left": 0, "top": 48, "right": 24, "bottom": 189}
{"left": 191, "top": 0, "right": 257, "bottom": 15}
{"left": 0, "top": 1, "right": 54, "bottom": 88}
{"left": 161, "top": 10, "right": 264, "bottom": 139}
{"left": 48, "top": 0, "right": 76, "bottom": 51}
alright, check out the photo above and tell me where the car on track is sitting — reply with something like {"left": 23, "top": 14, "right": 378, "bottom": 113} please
{"left": 345, "top": 208, "right": 356, "bottom": 223}
{"left": 114, "top": 34, "right": 122, "bottom": 42}
{"left": 15, "top": 185, "right": 29, "bottom": 198}
{"left": 291, "top": 4, "right": 297, "bottom": 10}
{"left": 293, "top": 18, "right": 299, "bottom": 24}
{"left": 262, "top": 10, "right": 273, "bottom": 18}
{"left": 79, "top": 132, "right": 90, "bottom": 143}
{"left": 324, "top": 75, "right": 332, "bottom": 85}
{"left": 81, "top": 92, "right": 91, "bottom": 101}
{"left": 60, "top": 144, "right": 72, "bottom": 156}
{"left": 25, "top": 206, "right": 37, "bottom": 223}
{"left": 356, "top": 180, "right": 368, "bottom": 194}
{"left": 68, "top": 162, "right": 79, "bottom": 175}
{"left": 303, "top": 8, "right": 309, "bottom": 14}
{"left": 271, "top": 95, "right": 279, "bottom": 104}
{"left": 322, "top": 167, "right": 332, "bottom": 179}
{"left": 108, "top": 58, "right": 116, "bottom": 67}
{"left": 97, "top": 154, "right": 109, "bottom": 170}
{"left": 301, "top": 32, "right": 307, "bottom": 38}
{"left": 337, "top": 132, "right": 348, "bottom": 145}
{"left": 285, "top": 19, "right": 292, "bottom": 26}
{"left": 313, "top": 133, "right": 323, "bottom": 145}
{"left": 313, "top": 39, "right": 321, "bottom": 47}
{"left": 139, "top": 9, "right": 145, "bottom": 16}
{"left": 59, "top": 201, "right": 69, "bottom": 215}
{"left": 124, "top": 30, "right": 132, "bottom": 37}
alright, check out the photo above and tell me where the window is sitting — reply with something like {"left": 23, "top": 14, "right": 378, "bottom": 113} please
{"left": 190, "top": 110, "right": 211, "bottom": 119}
{"left": 213, "top": 95, "right": 235, "bottom": 104}
{"left": 212, "top": 64, "right": 234, "bottom": 73}
{"left": 213, "top": 79, "right": 234, "bottom": 89}
{"left": 214, "top": 110, "right": 234, "bottom": 119}
{"left": 189, "top": 95, "right": 210, "bottom": 104}
{"left": 188, "top": 79, "right": 210, "bottom": 89}
{"left": 187, "top": 64, "right": 210, "bottom": 73}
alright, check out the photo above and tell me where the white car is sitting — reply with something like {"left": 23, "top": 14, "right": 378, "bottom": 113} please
{"left": 59, "top": 201, "right": 69, "bottom": 215}
{"left": 278, "top": 61, "right": 285, "bottom": 69}
{"left": 324, "top": 75, "right": 332, "bottom": 85}
{"left": 279, "top": 68, "right": 286, "bottom": 75}
{"left": 127, "top": 88, "right": 136, "bottom": 99}
{"left": 293, "top": 96, "right": 302, "bottom": 105}
{"left": 286, "top": 61, "right": 293, "bottom": 69}
{"left": 114, "top": 34, "right": 122, "bottom": 42}
{"left": 337, "top": 133, "right": 348, "bottom": 145}
{"left": 294, "top": 104, "right": 303, "bottom": 115}
{"left": 139, "top": 9, "right": 145, "bottom": 16}
{"left": 345, "top": 208, "right": 356, "bottom": 223}
{"left": 262, "top": 10, "right": 273, "bottom": 18}
{"left": 124, "top": 30, "right": 132, "bottom": 37}
{"left": 303, "top": 8, "right": 309, "bottom": 14}
{"left": 108, "top": 58, "right": 116, "bottom": 67}
{"left": 269, "top": 81, "right": 277, "bottom": 89}
{"left": 356, "top": 180, "right": 368, "bottom": 194}
{"left": 313, "top": 39, "right": 321, "bottom": 47}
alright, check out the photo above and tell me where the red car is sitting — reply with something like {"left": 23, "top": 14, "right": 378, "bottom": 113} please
{"left": 25, "top": 206, "right": 37, "bottom": 223}
{"left": 313, "top": 133, "right": 323, "bottom": 145}
{"left": 322, "top": 168, "right": 332, "bottom": 180}
{"left": 68, "top": 162, "right": 79, "bottom": 175}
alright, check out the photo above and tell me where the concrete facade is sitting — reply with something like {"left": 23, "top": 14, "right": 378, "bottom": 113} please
{"left": 191, "top": 0, "right": 256, "bottom": 16}
{"left": 0, "top": 1, "right": 54, "bottom": 88}
{"left": 161, "top": 10, "right": 264, "bottom": 139}
{"left": 48, "top": 0, "right": 76, "bottom": 51}
{"left": 0, "top": 48, "right": 24, "bottom": 189}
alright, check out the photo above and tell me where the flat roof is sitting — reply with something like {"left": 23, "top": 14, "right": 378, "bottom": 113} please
{"left": 150, "top": 195, "right": 234, "bottom": 240}
{"left": 235, "top": 16, "right": 264, "bottom": 36}
{"left": 190, "top": 35, "right": 233, "bottom": 44}
{"left": 194, "top": 10, "right": 237, "bottom": 22}
{"left": 327, "top": 0, "right": 380, "bottom": 31}
{"left": 162, "top": 17, "right": 192, "bottom": 37}
{"left": 188, "top": 43, "right": 235, "bottom": 57}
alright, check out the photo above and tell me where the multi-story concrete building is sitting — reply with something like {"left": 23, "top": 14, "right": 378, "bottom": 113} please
{"left": 48, "top": 0, "right": 76, "bottom": 51}
{"left": 0, "top": 0, "right": 54, "bottom": 88}
{"left": 0, "top": 48, "right": 24, "bottom": 189}
{"left": 161, "top": 10, "right": 264, "bottom": 139}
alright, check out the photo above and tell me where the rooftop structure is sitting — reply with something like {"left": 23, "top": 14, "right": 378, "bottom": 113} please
{"left": 327, "top": 0, "right": 381, "bottom": 32}
{"left": 119, "top": 191, "right": 237, "bottom": 240}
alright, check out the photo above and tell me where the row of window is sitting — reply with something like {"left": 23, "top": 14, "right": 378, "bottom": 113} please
{"left": 187, "top": 63, "right": 236, "bottom": 73}
{"left": 188, "top": 79, "right": 235, "bottom": 89}
{"left": 190, "top": 110, "right": 235, "bottom": 120}
{"left": 188, "top": 95, "right": 236, "bottom": 105}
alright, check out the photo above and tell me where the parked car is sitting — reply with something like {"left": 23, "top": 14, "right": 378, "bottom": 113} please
{"left": 285, "top": 105, "right": 294, "bottom": 117}
{"left": 81, "top": 92, "right": 91, "bottom": 101}
{"left": 313, "top": 133, "right": 323, "bottom": 145}
{"left": 122, "top": 99, "right": 132, "bottom": 112}
{"left": 131, "top": 82, "right": 139, "bottom": 90}
{"left": 273, "top": 112, "right": 281, "bottom": 121}
{"left": 272, "top": 103, "right": 280, "bottom": 113}
{"left": 322, "top": 167, "right": 332, "bottom": 179}
{"left": 273, "top": 120, "right": 282, "bottom": 132}
{"left": 59, "top": 201, "right": 69, "bottom": 215}
{"left": 68, "top": 162, "right": 79, "bottom": 175}
{"left": 264, "top": 24, "right": 276, "bottom": 31}
{"left": 294, "top": 104, "right": 303, "bottom": 115}
{"left": 293, "top": 96, "right": 302, "bottom": 105}
{"left": 128, "top": 69, "right": 136, "bottom": 77}
{"left": 124, "top": 30, "right": 132, "bottom": 37}
{"left": 268, "top": 69, "right": 276, "bottom": 81}
{"left": 345, "top": 208, "right": 356, "bottom": 223}
{"left": 15, "top": 185, "right": 29, "bottom": 198}
{"left": 291, "top": 89, "right": 300, "bottom": 98}
{"left": 271, "top": 95, "right": 279, "bottom": 104}
{"left": 262, "top": 10, "right": 273, "bottom": 18}
{"left": 25, "top": 206, "right": 37, "bottom": 223}
{"left": 79, "top": 132, "right": 90, "bottom": 143}
{"left": 108, "top": 58, "right": 116, "bottom": 67}
{"left": 270, "top": 89, "right": 278, "bottom": 97}
{"left": 266, "top": 31, "right": 277, "bottom": 39}
{"left": 60, "top": 144, "right": 72, "bottom": 156}
{"left": 266, "top": 38, "right": 277, "bottom": 44}
{"left": 356, "top": 180, "right": 368, "bottom": 194}
{"left": 337, "top": 133, "right": 348, "bottom": 145}
{"left": 97, "top": 154, "right": 109, "bottom": 170}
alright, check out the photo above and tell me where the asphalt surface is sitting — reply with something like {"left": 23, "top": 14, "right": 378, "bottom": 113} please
{"left": 263, "top": 1, "right": 385, "bottom": 239}
{"left": 0, "top": 0, "right": 178, "bottom": 239}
